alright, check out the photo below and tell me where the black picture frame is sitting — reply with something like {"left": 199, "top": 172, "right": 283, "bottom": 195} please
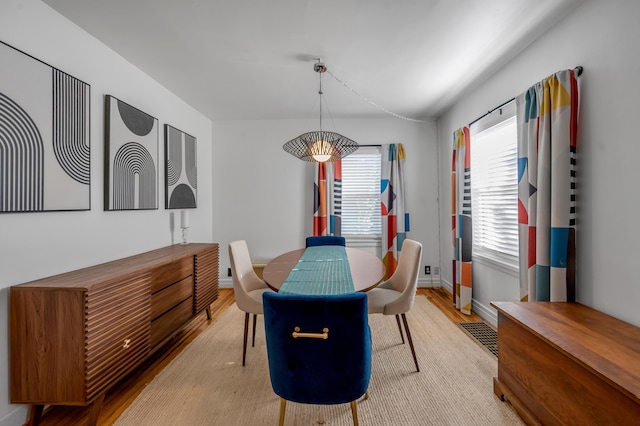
{"left": 164, "top": 124, "right": 197, "bottom": 209}
{"left": 0, "top": 40, "right": 91, "bottom": 213}
{"left": 104, "top": 95, "right": 158, "bottom": 211}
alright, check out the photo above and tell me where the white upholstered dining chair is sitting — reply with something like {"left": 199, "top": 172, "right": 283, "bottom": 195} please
{"left": 228, "top": 239, "right": 273, "bottom": 366}
{"left": 366, "top": 239, "right": 423, "bottom": 372}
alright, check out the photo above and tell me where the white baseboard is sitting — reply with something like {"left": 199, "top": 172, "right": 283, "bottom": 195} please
{"left": 219, "top": 278, "right": 233, "bottom": 289}
{"left": 0, "top": 406, "right": 27, "bottom": 426}
{"left": 472, "top": 300, "right": 497, "bottom": 326}
{"left": 418, "top": 276, "right": 441, "bottom": 287}
{"left": 440, "top": 277, "right": 454, "bottom": 294}
{"left": 438, "top": 278, "right": 497, "bottom": 326}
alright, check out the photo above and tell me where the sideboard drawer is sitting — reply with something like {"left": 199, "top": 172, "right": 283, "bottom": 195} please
{"left": 149, "top": 257, "right": 193, "bottom": 293}
{"left": 150, "top": 297, "right": 193, "bottom": 348}
{"left": 151, "top": 276, "right": 193, "bottom": 320}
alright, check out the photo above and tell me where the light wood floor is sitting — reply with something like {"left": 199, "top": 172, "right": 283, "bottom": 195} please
{"left": 35, "top": 287, "right": 482, "bottom": 426}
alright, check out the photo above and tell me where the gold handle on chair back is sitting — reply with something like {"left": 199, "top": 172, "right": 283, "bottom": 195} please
{"left": 292, "top": 327, "right": 329, "bottom": 339}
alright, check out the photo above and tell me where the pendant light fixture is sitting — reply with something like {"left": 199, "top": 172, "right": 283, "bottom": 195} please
{"left": 283, "top": 60, "right": 358, "bottom": 162}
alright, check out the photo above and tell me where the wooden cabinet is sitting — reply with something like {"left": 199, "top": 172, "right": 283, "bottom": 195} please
{"left": 9, "top": 243, "right": 219, "bottom": 426}
{"left": 492, "top": 301, "right": 640, "bottom": 425}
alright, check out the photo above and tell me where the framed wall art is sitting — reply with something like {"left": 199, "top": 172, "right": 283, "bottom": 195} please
{"left": 104, "top": 95, "right": 158, "bottom": 211}
{"left": 0, "top": 41, "right": 91, "bottom": 213}
{"left": 164, "top": 124, "right": 197, "bottom": 209}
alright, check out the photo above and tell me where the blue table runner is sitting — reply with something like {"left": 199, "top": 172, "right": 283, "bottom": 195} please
{"left": 279, "top": 246, "right": 355, "bottom": 295}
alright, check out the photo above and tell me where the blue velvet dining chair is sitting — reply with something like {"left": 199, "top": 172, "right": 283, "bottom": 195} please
{"left": 305, "top": 235, "right": 346, "bottom": 247}
{"left": 263, "top": 292, "right": 371, "bottom": 426}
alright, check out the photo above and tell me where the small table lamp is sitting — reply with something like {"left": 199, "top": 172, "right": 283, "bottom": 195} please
{"left": 180, "top": 210, "right": 190, "bottom": 245}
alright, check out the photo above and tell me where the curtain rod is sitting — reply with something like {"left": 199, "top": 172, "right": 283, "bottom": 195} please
{"left": 468, "top": 98, "right": 515, "bottom": 127}
{"left": 468, "top": 66, "right": 583, "bottom": 127}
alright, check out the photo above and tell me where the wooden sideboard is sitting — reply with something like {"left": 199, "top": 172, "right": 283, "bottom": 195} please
{"left": 9, "top": 243, "right": 219, "bottom": 426}
{"left": 492, "top": 301, "right": 640, "bottom": 425}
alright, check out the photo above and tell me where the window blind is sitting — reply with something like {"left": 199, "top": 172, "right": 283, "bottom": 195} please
{"left": 471, "top": 113, "right": 519, "bottom": 264}
{"left": 341, "top": 146, "right": 381, "bottom": 236}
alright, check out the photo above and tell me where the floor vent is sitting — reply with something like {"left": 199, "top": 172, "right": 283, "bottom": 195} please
{"left": 456, "top": 322, "right": 498, "bottom": 357}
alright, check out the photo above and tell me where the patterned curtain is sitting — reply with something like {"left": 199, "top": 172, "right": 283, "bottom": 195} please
{"left": 381, "top": 143, "right": 409, "bottom": 280}
{"left": 451, "top": 127, "right": 472, "bottom": 315}
{"left": 313, "top": 161, "right": 342, "bottom": 236}
{"left": 516, "top": 69, "right": 579, "bottom": 302}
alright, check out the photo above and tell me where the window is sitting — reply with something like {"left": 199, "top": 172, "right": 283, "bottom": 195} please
{"left": 340, "top": 146, "right": 381, "bottom": 247}
{"left": 470, "top": 104, "right": 519, "bottom": 272}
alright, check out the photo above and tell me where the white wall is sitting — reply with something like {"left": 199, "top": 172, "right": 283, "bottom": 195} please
{"left": 212, "top": 118, "right": 440, "bottom": 288}
{"left": 438, "top": 0, "right": 640, "bottom": 326}
{"left": 0, "top": 1, "right": 213, "bottom": 424}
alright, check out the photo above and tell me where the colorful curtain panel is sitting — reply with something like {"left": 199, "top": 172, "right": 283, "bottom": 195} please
{"left": 381, "top": 143, "right": 409, "bottom": 280}
{"left": 313, "top": 161, "right": 342, "bottom": 236}
{"left": 451, "top": 127, "right": 472, "bottom": 315}
{"left": 516, "top": 69, "right": 579, "bottom": 302}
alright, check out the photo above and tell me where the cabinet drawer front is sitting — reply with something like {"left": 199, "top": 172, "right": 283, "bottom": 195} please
{"left": 150, "top": 297, "right": 193, "bottom": 348}
{"left": 150, "top": 257, "right": 193, "bottom": 293}
{"left": 151, "top": 276, "right": 193, "bottom": 320}
{"left": 85, "top": 274, "right": 151, "bottom": 400}
{"left": 194, "top": 247, "right": 219, "bottom": 314}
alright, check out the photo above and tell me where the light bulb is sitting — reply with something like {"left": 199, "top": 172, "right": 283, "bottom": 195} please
{"left": 312, "top": 153, "right": 331, "bottom": 162}
{"left": 311, "top": 139, "right": 332, "bottom": 162}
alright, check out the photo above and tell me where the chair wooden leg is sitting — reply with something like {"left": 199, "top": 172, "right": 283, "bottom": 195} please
{"left": 401, "top": 313, "right": 420, "bottom": 372}
{"left": 242, "top": 312, "right": 249, "bottom": 366}
{"left": 252, "top": 313, "right": 257, "bottom": 347}
{"left": 395, "top": 314, "right": 405, "bottom": 344}
{"left": 350, "top": 400, "right": 359, "bottom": 426}
{"left": 279, "top": 398, "right": 287, "bottom": 426}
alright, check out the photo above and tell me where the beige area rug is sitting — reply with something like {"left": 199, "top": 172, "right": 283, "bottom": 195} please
{"left": 115, "top": 296, "right": 523, "bottom": 425}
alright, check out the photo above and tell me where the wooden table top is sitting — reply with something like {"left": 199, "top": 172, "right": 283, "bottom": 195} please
{"left": 263, "top": 247, "right": 386, "bottom": 293}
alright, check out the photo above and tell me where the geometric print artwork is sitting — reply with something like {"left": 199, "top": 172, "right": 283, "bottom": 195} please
{"left": 164, "top": 124, "right": 197, "bottom": 209}
{"left": 0, "top": 41, "right": 90, "bottom": 212}
{"left": 104, "top": 95, "right": 158, "bottom": 210}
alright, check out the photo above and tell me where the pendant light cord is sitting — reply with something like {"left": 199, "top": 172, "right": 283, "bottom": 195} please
{"left": 325, "top": 68, "right": 430, "bottom": 123}
{"left": 314, "top": 60, "right": 330, "bottom": 132}
{"left": 318, "top": 66, "right": 323, "bottom": 131}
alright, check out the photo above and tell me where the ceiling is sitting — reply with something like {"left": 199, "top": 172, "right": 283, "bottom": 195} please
{"left": 42, "top": 0, "right": 582, "bottom": 121}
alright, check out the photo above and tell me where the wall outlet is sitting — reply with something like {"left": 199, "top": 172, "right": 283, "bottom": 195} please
{"left": 434, "top": 266, "right": 440, "bottom": 275}
{"left": 425, "top": 265, "right": 431, "bottom": 275}
{"left": 227, "top": 267, "right": 232, "bottom": 277}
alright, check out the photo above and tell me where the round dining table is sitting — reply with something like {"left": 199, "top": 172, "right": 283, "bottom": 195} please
{"left": 262, "top": 247, "right": 386, "bottom": 292}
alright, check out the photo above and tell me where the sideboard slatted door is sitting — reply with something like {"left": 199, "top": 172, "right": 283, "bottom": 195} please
{"left": 194, "top": 245, "right": 219, "bottom": 314}
{"left": 84, "top": 274, "right": 151, "bottom": 401}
